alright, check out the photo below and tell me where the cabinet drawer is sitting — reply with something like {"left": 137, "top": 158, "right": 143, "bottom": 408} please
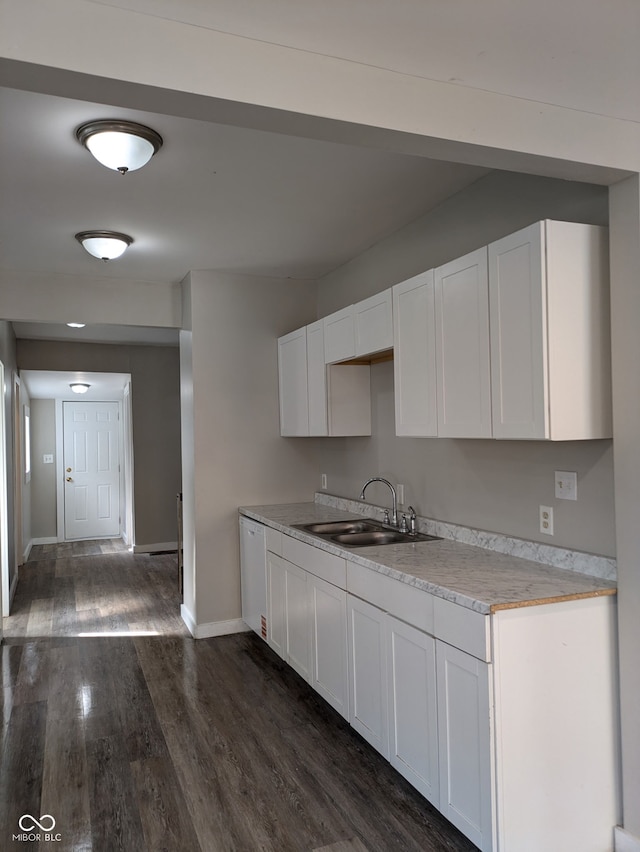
{"left": 265, "top": 526, "right": 282, "bottom": 556}
{"left": 433, "top": 597, "right": 490, "bottom": 662}
{"left": 282, "top": 535, "right": 346, "bottom": 588}
{"left": 347, "top": 562, "right": 434, "bottom": 634}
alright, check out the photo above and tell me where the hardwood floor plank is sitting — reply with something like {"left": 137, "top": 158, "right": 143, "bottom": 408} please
{"left": 130, "top": 756, "right": 203, "bottom": 852}
{"left": 0, "top": 699, "right": 47, "bottom": 839}
{"left": 1, "top": 541, "right": 478, "bottom": 852}
{"left": 86, "top": 734, "right": 146, "bottom": 852}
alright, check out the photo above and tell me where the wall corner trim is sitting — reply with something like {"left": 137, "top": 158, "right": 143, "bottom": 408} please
{"left": 133, "top": 541, "right": 177, "bottom": 554}
{"left": 615, "top": 827, "right": 640, "bottom": 852}
{"left": 180, "top": 611, "right": 251, "bottom": 640}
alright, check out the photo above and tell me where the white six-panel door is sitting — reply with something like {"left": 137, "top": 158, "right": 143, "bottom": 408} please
{"left": 63, "top": 401, "right": 120, "bottom": 540}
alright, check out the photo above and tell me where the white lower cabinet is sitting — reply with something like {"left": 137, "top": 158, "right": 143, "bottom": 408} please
{"left": 267, "top": 551, "right": 286, "bottom": 659}
{"left": 249, "top": 522, "right": 619, "bottom": 852}
{"left": 308, "top": 573, "right": 349, "bottom": 719}
{"left": 347, "top": 595, "right": 389, "bottom": 758}
{"left": 267, "top": 553, "right": 311, "bottom": 681}
{"left": 284, "top": 558, "right": 311, "bottom": 682}
{"left": 387, "top": 615, "right": 439, "bottom": 808}
{"left": 436, "top": 641, "right": 493, "bottom": 852}
{"left": 267, "top": 553, "right": 310, "bottom": 680}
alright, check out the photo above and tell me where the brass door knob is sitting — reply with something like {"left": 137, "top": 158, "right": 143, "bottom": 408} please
{"left": 66, "top": 477, "right": 73, "bottom": 482}
{"left": 66, "top": 467, "right": 72, "bottom": 473}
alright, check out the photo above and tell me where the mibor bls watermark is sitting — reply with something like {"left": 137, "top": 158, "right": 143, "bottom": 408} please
{"left": 13, "top": 814, "right": 62, "bottom": 843}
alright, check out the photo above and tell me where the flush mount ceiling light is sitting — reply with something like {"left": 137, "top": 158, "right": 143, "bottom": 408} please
{"left": 70, "top": 383, "right": 91, "bottom": 394}
{"left": 75, "top": 230, "right": 133, "bottom": 261}
{"left": 76, "top": 119, "right": 163, "bottom": 174}
{"left": 67, "top": 322, "right": 86, "bottom": 328}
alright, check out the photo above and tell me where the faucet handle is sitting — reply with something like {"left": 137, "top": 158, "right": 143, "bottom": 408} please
{"left": 399, "top": 514, "right": 409, "bottom": 533}
{"left": 383, "top": 509, "right": 391, "bottom": 525}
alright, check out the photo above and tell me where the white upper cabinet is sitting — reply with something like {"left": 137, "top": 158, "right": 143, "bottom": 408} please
{"left": 324, "top": 305, "right": 355, "bottom": 363}
{"left": 489, "top": 220, "right": 611, "bottom": 440}
{"left": 306, "top": 320, "right": 328, "bottom": 436}
{"left": 435, "top": 247, "right": 492, "bottom": 438}
{"left": 393, "top": 271, "right": 437, "bottom": 437}
{"left": 277, "top": 326, "right": 309, "bottom": 437}
{"left": 354, "top": 288, "right": 393, "bottom": 357}
{"left": 278, "top": 322, "right": 371, "bottom": 437}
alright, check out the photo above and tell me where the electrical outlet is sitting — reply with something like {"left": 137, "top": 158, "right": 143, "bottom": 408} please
{"left": 555, "top": 470, "right": 577, "bottom": 501}
{"left": 42, "top": 454, "right": 54, "bottom": 464}
{"left": 396, "top": 484, "right": 404, "bottom": 505}
{"left": 321, "top": 473, "right": 327, "bottom": 490}
{"left": 539, "top": 505, "right": 554, "bottom": 535}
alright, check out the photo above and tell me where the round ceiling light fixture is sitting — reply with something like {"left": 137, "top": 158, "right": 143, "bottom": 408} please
{"left": 70, "top": 383, "right": 91, "bottom": 394}
{"left": 76, "top": 120, "right": 163, "bottom": 174}
{"left": 67, "top": 322, "right": 86, "bottom": 328}
{"left": 75, "top": 230, "right": 133, "bottom": 261}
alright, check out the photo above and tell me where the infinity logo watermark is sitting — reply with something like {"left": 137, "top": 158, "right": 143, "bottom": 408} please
{"left": 13, "top": 814, "right": 61, "bottom": 843}
{"left": 18, "top": 815, "right": 56, "bottom": 832}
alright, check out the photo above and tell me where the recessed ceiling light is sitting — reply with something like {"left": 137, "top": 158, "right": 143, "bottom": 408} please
{"left": 70, "top": 383, "right": 91, "bottom": 394}
{"left": 75, "top": 230, "right": 133, "bottom": 261}
{"left": 67, "top": 322, "right": 86, "bottom": 328}
{"left": 76, "top": 119, "right": 163, "bottom": 174}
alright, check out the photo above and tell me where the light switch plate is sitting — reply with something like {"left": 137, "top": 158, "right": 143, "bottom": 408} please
{"left": 43, "top": 454, "right": 54, "bottom": 464}
{"left": 555, "top": 470, "right": 577, "bottom": 501}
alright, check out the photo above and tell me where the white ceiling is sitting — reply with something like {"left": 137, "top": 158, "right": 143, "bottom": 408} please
{"left": 21, "top": 370, "right": 130, "bottom": 400}
{"left": 0, "top": 86, "right": 489, "bottom": 286}
{"left": 97, "top": 0, "right": 640, "bottom": 123}
{"left": 2, "top": 0, "right": 638, "bottom": 355}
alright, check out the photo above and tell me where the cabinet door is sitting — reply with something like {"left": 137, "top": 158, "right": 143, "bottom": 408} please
{"left": 306, "top": 320, "right": 328, "bottom": 436}
{"left": 347, "top": 595, "right": 389, "bottom": 758}
{"left": 435, "top": 248, "right": 492, "bottom": 438}
{"left": 278, "top": 327, "right": 309, "bottom": 436}
{"left": 488, "top": 222, "right": 547, "bottom": 440}
{"left": 387, "top": 616, "right": 439, "bottom": 807}
{"left": 393, "top": 271, "right": 437, "bottom": 436}
{"left": 354, "top": 289, "right": 393, "bottom": 356}
{"left": 437, "top": 641, "right": 493, "bottom": 852}
{"left": 239, "top": 517, "right": 267, "bottom": 639}
{"left": 309, "top": 575, "right": 349, "bottom": 719}
{"left": 284, "top": 559, "right": 311, "bottom": 683}
{"left": 267, "top": 552, "right": 286, "bottom": 659}
{"left": 324, "top": 305, "right": 355, "bottom": 363}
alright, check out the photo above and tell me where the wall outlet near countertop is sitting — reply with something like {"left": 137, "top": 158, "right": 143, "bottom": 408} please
{"left": 540, "top": 505, "right": 554, "bottom": 535}
{"left": 396, "top": 483, "right": 404, "bottom": 505}
{"left": 321, "top": 473, "right": 327, "bottom": 490}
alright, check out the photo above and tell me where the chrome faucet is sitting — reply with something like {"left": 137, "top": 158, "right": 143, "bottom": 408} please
{"left": 359, "top": 477, "right": 398, "bottom": 527}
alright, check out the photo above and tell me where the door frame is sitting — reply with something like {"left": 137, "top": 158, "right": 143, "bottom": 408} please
{"left": 55, "top": 396, "right": 133, "bottom": 543}
{"left": 0, "top": 360, "right": 9, "bottom": 618}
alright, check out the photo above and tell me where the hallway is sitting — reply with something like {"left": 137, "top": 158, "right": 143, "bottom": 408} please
{"left": 1, "top": 544, "right": 476, "bottom": 852}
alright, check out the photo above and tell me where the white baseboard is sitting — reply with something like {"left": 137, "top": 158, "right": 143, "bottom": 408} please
{"left": 133, "top": 541, "right": 178, "bottom": 554}
{"left": 180, "top": 606, "right": 250, "bottom": 640}
{"left": 616, "top": 827, "right": 640, "bottom": 852}
{"left": 32, "top": 536, "right": 58, "bottom": 546}
{"left": 22, "top": 540, "right": 32, "bottom": 563}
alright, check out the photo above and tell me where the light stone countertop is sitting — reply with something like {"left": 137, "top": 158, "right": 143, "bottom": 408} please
{"left": 239, "top": 501, "right": 617, "bottom": 615}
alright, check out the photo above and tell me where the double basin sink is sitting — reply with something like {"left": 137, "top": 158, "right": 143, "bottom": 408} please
{"left": 294, "top": 518, "right": 441, "bottom": 548}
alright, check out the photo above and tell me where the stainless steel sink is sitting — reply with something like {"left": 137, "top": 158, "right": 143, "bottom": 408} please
{"left": 331, "top": 530, "right": 441, "bottom": 547}
{"left": 294, "top": 519, "right": 441, "bottom": 547}
{"left": 300, "top": 519, "right": 380, "bottom": 535}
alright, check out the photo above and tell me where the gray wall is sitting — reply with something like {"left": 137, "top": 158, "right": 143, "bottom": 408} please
{"left": 0, "top": 321, "right": 18, "bottom": 604}
{"left": 181, "top": 271, "right": 321, "bottom": 627}
{"left": 317, "top": 172, "right": 615, "bottom": 556}
{"left": 16, "top": 340, "right": 181, "bottom": 548}
{"left": 30, "top": 399, "right": 57, "bottom": 539}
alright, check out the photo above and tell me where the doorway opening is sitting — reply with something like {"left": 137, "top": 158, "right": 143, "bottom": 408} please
{"left": 20, "top": 370, "right": 134, "bottom": 549}
{"left": 0, "top": 360, "right": 9, "bottom": 618}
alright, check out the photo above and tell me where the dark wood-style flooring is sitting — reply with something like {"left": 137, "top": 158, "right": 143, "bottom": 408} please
{"left": 1, "top": 541, "right": 477, "bottom": 852}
